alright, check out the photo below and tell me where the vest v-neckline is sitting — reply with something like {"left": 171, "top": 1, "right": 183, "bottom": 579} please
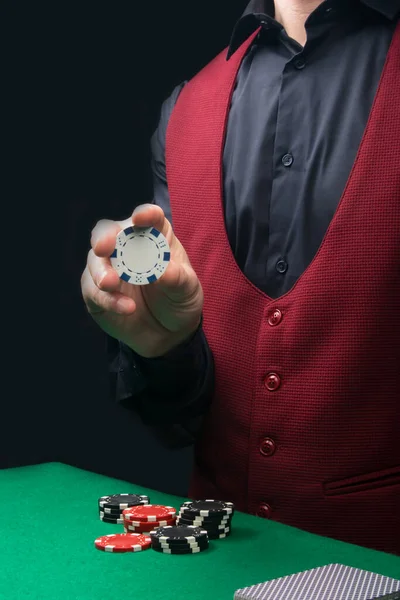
{"left": 213, "top": 22, "right": 400, "bottom": 304}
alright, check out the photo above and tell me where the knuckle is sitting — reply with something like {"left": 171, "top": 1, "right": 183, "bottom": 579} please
{"left": 97, "top": 273, "right": 108, "bottom": 290}
{"left": 91, "top": 218, "right": 108, "bottom": 234}
{"left": 87, "top": 248, "right": 97, "bottom": 267}
{"left": 89, "top": 288, "right": 105, "bottom": 313}
{"left": 80, "top": 275, "right": 87, "bottom": 295}
{"left": 91, "top": 219, "right": 115, "bottom": 244}
{"left": 96, "top": 290, "right": 113, "bottom": 313}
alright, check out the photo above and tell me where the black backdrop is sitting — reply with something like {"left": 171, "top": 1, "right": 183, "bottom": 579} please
{"left": 3, "top": 2, "right": 246, "bottom": 496}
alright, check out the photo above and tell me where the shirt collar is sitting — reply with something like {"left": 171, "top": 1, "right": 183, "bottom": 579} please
{"left": 226, "top": 0, "right": 400, "bottom": 60}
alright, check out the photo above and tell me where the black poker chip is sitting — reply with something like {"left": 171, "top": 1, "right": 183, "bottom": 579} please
{"left": 178, "top": 515, "right": 232, "bottom": 525}
{"left": 99, "top": 514, "right": 124, "bottom": 522}
{"left": 207, "top": 528, "right": 231, "bottom": 539}
{"left": 177, "top": 525, "right": 231, "bottom": 537}
{"left": 150, "top": 525, "right": 208, "bottom": 544}
{"left": 99, "top": 510, "right": 124, "bottom": 518}
{"left": 179, "top": 500, "right": 234, "bottom": 517}
{"left": 99, "top": 515, "right": 124, "bottom": 524}
{"left": 98, "top": 494, "right": 150, "bottom": 509}
{"left": 151, "top": 534, "right": 209, "bottom": 547}
{"left": 176, "top": 515, "right": 232, "bottom": 526}
{"left": 178, "top": 508, "right": 233, "bottom": 519}
{"left": 151, "top": 538, "right": 209, "bottom": 550}
{"left": 177, "top": 521, "right": 231, "bottom": 533}
{"left": 176, "top": 519, "right": 230, "bottom": 531}
{"left": 152, "top": 544, "right": 208, "bottom": 554}
{"left": 100, "top": 506, "right": 127, "bottom": 516}
{"left": 99, "top": 512, "right": 125, "bottom": 520}
{"left": 178, "top": 508, "right": 232, "bottom": 519}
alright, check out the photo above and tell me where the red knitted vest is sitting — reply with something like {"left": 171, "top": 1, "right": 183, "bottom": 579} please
{"left": 165, "top": 24, "right": 400, "bottom": 555}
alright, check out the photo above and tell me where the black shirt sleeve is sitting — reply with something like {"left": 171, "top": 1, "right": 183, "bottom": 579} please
{"left": 107, "top": 317, "right": 214, "bottom": 449}
{"left": 107, "top": 81, "right": 215, "bottom": 448}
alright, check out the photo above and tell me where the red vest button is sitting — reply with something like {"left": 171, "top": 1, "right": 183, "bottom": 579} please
{"left": 257, "top": 503, "right": 272, "bottom": 519}
{"left": 260, "top": 437, "right": 276, "bottom": 456}
{"left": 264, "top": 373, "right": 281, "bottom": 390}
{"left": 267, "top": 309, "right": 282, "bottom": 326}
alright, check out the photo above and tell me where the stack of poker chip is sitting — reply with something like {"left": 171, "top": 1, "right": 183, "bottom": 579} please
{"left": 98, "top": 493, "right": 150, "bottom": 524}
{"left": 176, "top": 500, "right": 234, "bottom": 539}
{"left": 149, "top": 525, "right": 209, "bottom": 554}
{"left": 122, "top": 504, "right": 177, "bottom": 533}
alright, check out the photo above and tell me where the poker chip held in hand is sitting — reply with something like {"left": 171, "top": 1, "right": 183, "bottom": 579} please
{"left": 110, "top": 226, "right": 170, "bottom": 285}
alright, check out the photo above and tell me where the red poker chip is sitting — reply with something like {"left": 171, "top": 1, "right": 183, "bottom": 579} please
{"left": 94, "top": 533, "right": 151, "bottom": 553}
{"left": 123, "top": 517, "right": 176, "bottom": 532}
{"left": 124, "top": 517, "right": 176, "bottom": 527}
{"left": 123, "top": 504, "right": 176, "bottom": 522}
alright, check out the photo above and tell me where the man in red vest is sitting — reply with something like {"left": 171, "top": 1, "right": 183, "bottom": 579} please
{"left": 81, "top": 0, "right": 400, "bottom": 555}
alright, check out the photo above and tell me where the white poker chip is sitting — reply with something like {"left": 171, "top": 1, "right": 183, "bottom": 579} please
{"left": 110, "top": 226, "right": 170, "bottom": 285}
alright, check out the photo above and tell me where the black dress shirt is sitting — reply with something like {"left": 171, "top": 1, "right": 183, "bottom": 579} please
{"left": 108, "top": 0, "right": 399, "bottom": 447}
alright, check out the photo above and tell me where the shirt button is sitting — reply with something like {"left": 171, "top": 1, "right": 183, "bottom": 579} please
{"left": 282, "top": 153, "right": 293, "bottom": 167}
{"left": 276, "top": 259, "right": 288, "bottom": 274}
{"left": 260, "top": 437, "right": 276, "bottom": 457}
{"left": 294, "top": 57, "right": 306, "bottom": 69}
{"left": 264, "top": 373, "right": 281, "bottom": 391}
{"left": 257, "top": 503, "right": 272, "bottom": 519}
{"left": 267, "top": 308, "right": 282, "bottom": 326}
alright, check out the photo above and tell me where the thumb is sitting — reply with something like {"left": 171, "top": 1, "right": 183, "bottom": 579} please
{"left": 152, "top": 259, "right": 199, "bottom": 301}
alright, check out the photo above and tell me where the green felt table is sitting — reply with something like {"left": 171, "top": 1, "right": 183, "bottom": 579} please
{"left": 1, "top": 463, "right": 399, "bottom": 600}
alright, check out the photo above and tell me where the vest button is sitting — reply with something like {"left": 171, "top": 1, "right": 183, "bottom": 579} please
{"left": 260, "top": 437, "right": 276, "bottom": 457}
{"left": 282, "top": 153, "right": 293, "bottom": 167}
{"left": 264, "top": 373, "right": 281, "bottom": 391}
{"left": 257, "top": 503, "right": 272, "bottom": 519}
{"left": 267, "top": 309, "right": 282, "bottom": 326}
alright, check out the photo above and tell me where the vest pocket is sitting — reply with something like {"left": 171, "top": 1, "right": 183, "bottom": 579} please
{"left": 323, "top": 465, "right": 400, "bottom": 496}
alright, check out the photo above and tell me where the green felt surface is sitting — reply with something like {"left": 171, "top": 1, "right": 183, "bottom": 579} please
{"left": 0, "top": 463, "right": 399, "bottom": 600}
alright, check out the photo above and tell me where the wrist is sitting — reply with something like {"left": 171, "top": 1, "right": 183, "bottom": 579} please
{"left": 130, "top": 315, "right": 203, "bottom": 359}
{"left": 161, "top": 315, "right": 203, "bottom": 359}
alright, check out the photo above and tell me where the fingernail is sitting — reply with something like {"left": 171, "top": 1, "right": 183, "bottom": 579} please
{"left": 132, "top": 203, "right": 154, "bottom": 217}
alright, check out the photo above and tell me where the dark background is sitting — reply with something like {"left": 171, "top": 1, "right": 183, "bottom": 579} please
{"left": 3, "top": 1, "right": 246, "bottom": 495}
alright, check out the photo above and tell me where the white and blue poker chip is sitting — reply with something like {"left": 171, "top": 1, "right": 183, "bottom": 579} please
{"left": 110, "top": 226, "right": 170, "bottom": 285}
